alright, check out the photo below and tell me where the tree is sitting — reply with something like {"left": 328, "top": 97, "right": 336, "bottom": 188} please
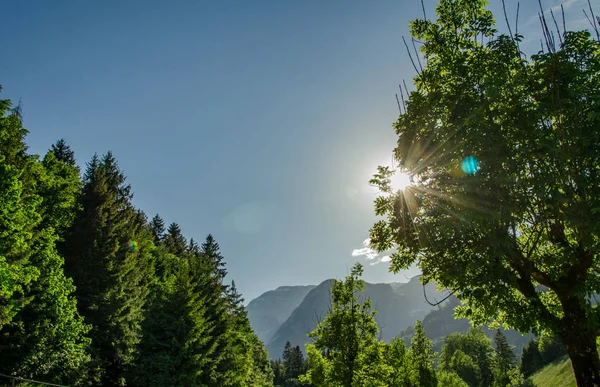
{"left": 385, "top": 337, "right": 411, "bottom": 387}
{"left": 0, "top": 96, "right": 91, "bottom": 385}
{"left": 201, "top": 234, "right": 227, "bottom": 280}
{"left": 300, "top": 263, "right": 387, "bottom": 387}
{"left": 133, "top": 256, "right": 215, "bottom": 386}
{"left": 368, "top": 0, "right": 600, "bottom": 385}
{"left": 39, "top": 142, "right": 81, "bottom": 239}
{"left": 163, "top": 222, "right": 186, "bottom": 257}
{"left": 538, "top": 334, "right": 567, "bottom": 365}
{"left": 439, "top": 328, "right": 494, "bottom": 387}
{"left": 493, "top": 330, "right": 517, "bottom": 387}
{"left": 50, "top": 138, "right": 76, "bottom": 166}
{"left": 62, "top": 152, "right": 153, "bottom": 385}
{"left": 437, "top": 371, "right": 469, "bottom": 387}
{"left": 150, "top": 214, "right": 166, "bottom": 243}
{"left": 407, "top": 320, "right": 437, "bottom": 387}
{"left": 520, "top": 338, "right": 543, "bottom": 378}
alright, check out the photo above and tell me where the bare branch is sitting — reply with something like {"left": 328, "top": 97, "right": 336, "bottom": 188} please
{"left": 561, "top": 5, "right": 566, "bottom": 35}
{"left": 402, "top": 79, "right": 410, "bottom": 101}
{"left": 501, "top": 0, "right": 514, "bottom": 40}
{"left": 399, "top": 84, "right": 406, "bottom": 112}
{"left": 516, "top": 2, "right": 520, "bottom": 36}
{"left": 550, "top": 8, "right": 563, "bottom": 46}
{"left": 587, "top": 0, "right": 600, "bottom": 41}
{"left": 412, "top": 38, "right": 424, "bottom": 73}
{"left": 423, "top": 282, "right": 455, "bottom": 306}
{"left": 403, "top": 36, "right": 421, "bottom": 75}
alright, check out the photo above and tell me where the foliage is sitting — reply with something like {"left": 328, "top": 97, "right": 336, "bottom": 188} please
{"left": 439, "top": 327, "right": 494, "bottom": 387}
{"left": 0, "top": 86, "right": 273, "bottom": 386}
{"left": 521, "top": 338, "right": 544, "bottom": 378}
{"left": 0, "top": 97, "right": 92, "bottom": 385}
{"left": 437, "top": 371, "right": 470, "bottom": 387}
{"left": 537, "top": 334, "right": 567, "bottom": 365}
{"left": 368, "top": 0, "right": 600, "bottom": 384}
{"left": 408, "top": 320, "right": 438, "bottom": 387}
{"left": 493, "top": 330, "right": 518, "bottom": 387}
{"left": 299, "top": 263, "right": 388, "bottom": 387}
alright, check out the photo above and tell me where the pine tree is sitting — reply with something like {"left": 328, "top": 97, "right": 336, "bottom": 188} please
{"left": 201, "top": 234, "right": 227, "bottom": 280}
{"left": 39, "top": 141, "right": 81, "bottom": 238}
{"left": 492, "top": 330, "right": 517, "bottom": 387}
{"left": 62, "top": 152, "right": 152, "bottom": 385}
{"left": 50, "top": 138, "right": 76, "bottom": 166}
{"left": 164, "top": 222, "right": 187, "bottom": 257}
{"left": 407, "top": 320, "right": 437, "bottom": 387}
{"left": 150, "top": 214, "right": 166, "bottom": 244}
{"left": 133, "top": 256, "right": 216, "bottom": 386}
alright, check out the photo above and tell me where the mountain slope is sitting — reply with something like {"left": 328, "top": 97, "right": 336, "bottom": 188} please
{"left": 246, "top": 285, "right": 316, "bottom": 343}
{"left": 266, "top": 276, "right": 443, "bottom": 359}
{"left": 529, "top": 356, "right": 576, "bottom": 387}
{"left": 399, "top": 295, "right": 534, "bottom": 356}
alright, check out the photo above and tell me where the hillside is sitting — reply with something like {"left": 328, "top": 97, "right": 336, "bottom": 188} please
{"left": 246, "top": 285, "right": 316, "bottom": 343}
{"left": 529, "top": 356, "right": 576, "bottom": 387}
{"left": 265, "top": 276, "right": 443, "bottom": 359}
{"left": 399, "top": 296, "right": 534, "bottom": 356}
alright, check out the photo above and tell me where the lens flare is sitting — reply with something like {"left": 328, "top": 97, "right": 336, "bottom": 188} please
{"left": 129, "top": 241, "right": 138, "bottom": 252}
{"left": 461, "top": 156, "right": 479, "bottom": 175}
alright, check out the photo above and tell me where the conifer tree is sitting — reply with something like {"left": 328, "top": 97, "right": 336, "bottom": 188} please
{"left": 133, "top": 256, "right": 215, "bottom": 386}
{"left": 407, "top": 320, "right": 437, "bottom": 387}
{"left": 492, "top": 330, "right": 517, "bottom": 387}
{"left": 201, "top": 234, "right": 227, "bottom": 280}
{"left": 38, "top": 141, "right": 81, "bottom": 239}
{"left": 50, "top": 138, "right": 76, "bottom": 165}
{"left": 62, "top": 152, "right": 152, "bottom": 385}
{"left": 150, "top": 214, "right": 166, "bottom": 244}
{"left": 164, "top": 222, "right": 187, "bottom": 257}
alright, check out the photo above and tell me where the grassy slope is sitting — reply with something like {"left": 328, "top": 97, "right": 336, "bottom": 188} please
{"left": 529, "top": 356, "right": 576, "bottom": 387}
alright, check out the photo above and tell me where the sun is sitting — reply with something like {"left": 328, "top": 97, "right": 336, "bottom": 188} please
{"left": 390, "top": 171, "right": 412, "bottom": 191}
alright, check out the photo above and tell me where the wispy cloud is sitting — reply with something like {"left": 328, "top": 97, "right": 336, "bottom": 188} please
{"left": 351, "top": 239, "right": 396, "bottom": 266}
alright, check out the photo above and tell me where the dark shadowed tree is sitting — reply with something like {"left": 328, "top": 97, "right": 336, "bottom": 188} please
{"left": 150, "top": 214, "right": 166, "bottom": 243}
{"left": 492, "top": 330, "right": 517, "bottom": 387}
{"left": 62, "top": 152, "right": 153, "bottom": 385}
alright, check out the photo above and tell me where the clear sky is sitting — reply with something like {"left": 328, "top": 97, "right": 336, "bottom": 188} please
{"left": 1, "top": 0, "right": 593, "bottom": 302}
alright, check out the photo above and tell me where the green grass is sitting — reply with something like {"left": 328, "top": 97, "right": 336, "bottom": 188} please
{"left": 529, "top": 356, "right": 576, "bottom": 387}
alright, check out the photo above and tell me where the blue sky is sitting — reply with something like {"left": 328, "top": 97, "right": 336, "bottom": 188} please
{"left": 1, "top": 0, "right": 594, "bottom": 302}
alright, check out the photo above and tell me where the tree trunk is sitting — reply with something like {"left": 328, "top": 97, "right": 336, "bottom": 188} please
{"left": 559, "top": 296, "right": 600, "bottom": 387}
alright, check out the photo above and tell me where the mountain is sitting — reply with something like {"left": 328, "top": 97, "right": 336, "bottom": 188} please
{"left": 399, "top": 295, "right": 534, "bottom": 356}
{"left": 246, "top": 285, "right": 316, "bottom": 344}
{"left": 265, "top": 276, "right": 444, "bottom": 359}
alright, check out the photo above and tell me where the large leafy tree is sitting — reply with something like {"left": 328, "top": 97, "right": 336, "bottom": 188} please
{"left": 0, "top": 96, "right": 91, "bottom": 384}
{"left": 368, "top": 0, "right": 600, "bottom": 384}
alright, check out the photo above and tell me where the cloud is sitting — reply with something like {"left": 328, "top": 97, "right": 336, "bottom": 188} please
{"left": 351, "top": 239, "right": 395, "bottom": 265}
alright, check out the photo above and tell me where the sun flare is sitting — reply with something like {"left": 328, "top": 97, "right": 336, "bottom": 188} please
{"left": 390, "top": 171, "right": 411, "bottom": 191}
